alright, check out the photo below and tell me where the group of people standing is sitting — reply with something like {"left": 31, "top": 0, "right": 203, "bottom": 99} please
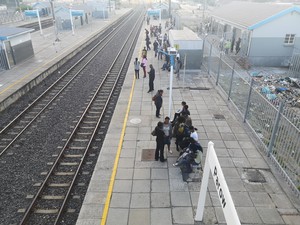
{"left": 133, "top": 47, "right": 148, "bottom": 80}
{"left": 151, "top": 116, "right": 171, "bottom": 162}
{"left": 138, "top": 17, "right": 202, "bottom": 182}
{"left": 152, "top": 101, "right": 202, "bottom": 165}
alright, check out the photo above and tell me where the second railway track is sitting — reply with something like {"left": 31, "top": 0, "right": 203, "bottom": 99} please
{"left": 18, "top": 18, "right": 53, "bottom": 31}
{"left": 0, "top": 8, "right": 144, "bottom": 225}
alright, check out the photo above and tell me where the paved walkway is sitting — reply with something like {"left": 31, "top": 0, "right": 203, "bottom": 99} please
{"left": 0, "top": 8, "right": 299, "bottom": 225}
{"left": 76, "top": 18, "right": 300, "bottom": 225}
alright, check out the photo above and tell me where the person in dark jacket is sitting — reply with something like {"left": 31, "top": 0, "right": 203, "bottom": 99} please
{"left": 148, "top": 64, "right": 155, "bottom": 93}
{"left": 153, "top": 39, "right": 159, "bottom": 57}
{"left": 154, "top": 89, "right": 163, "bottom": 118}
{"left": 153, "top": 121, "right": 166, "bottom": 162}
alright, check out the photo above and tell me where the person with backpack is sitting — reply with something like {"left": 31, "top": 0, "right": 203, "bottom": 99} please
{"left": 173, "top": 116, "right": 190, "bottom": 151}
{"left": 133, "top": 58, "right": 140, "bottom": 79}
{"left": 154, "top": 89, "right": 163, "bottom": 118}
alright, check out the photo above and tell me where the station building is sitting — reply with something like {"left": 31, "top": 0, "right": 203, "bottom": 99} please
{"left": 55, "top": 6, "right": 86, "bottom": 31}
{"left": 32, "top": 2, "right": 52, "bottom": 17}
{"left": 0, "top": 27, "right": 34, "bottom": 70}
{"left": 169, "top": 27, "right": 202, "bottom": 70}
{"left": 210, "top": 2, "right": 300, "bottom": 67}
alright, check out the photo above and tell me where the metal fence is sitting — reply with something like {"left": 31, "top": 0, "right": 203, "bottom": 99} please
{"left": 288, "top": 47, "right": 300, "bottom": 79}
{"left": 203, "top": 40, "right": 300, "bottom": 195}
{"left": 0, "top": 11, "right": 23, "bottom": 25}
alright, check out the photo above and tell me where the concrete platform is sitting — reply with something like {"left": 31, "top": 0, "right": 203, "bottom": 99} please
{"left": 77, "top": 15, "right": 300, "bottom": 225}
{"left": 0, "top": 7, "right": 299, "bottom": 225}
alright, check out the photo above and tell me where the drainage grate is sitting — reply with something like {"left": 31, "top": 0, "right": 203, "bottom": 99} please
{"left": 213, "top": 114, "right": 225, "bottom": 120}
{"left": 141, "top": 149, "right": 155, "bottom": 161}
{"left": 243, "top": 169, "right": 266, "bottom": 183}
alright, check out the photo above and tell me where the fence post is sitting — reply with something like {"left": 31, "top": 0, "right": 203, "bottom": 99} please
{"left": 182, "top": 54, "right": 187, "bottom": 90}
{"left": 228, "top": 63, "right": 235, "bottom": 100}
{"left": 243, "top": 78, "right": 254, "bottom": 122}
{"left": 267, "top": 102, "right": 284, "bottom": 156}
{"left": 208, "top": 43, "right": 212, "bottom": 76}
{"left": 216, "top": 52, "right": 222, "bottom": 85}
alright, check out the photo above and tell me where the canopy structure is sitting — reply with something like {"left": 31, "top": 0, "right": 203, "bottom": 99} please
{"left": 71, "top": 10, "right": 84, "bottom": 17}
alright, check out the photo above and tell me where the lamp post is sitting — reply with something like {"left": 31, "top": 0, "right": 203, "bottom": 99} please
{"left": 167, "top": 47, "right": 177, "bottom": 118}
{"left": 70, "top": 9, "right": 75, "bottom": 35}
{"left": 158, "top": 47, "right": 177, "bottom": 117}
{"left": 36, "top": 9, "right": 43, "bottom": 35}
{"left": 50, "top": 0, "right": 60, "bottom": 42}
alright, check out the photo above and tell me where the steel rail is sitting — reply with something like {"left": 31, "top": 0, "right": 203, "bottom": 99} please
{"left": 54, "top": 14, "right": 144, "bottom": 225}
{"left": 19, "top": 10, "right": 143, "bottom": 225}
{"left": 0, "top": 11, "right": 135, "bottom": 157}
{"left": 18, "top": 18, "right": 53, "bottom": 30}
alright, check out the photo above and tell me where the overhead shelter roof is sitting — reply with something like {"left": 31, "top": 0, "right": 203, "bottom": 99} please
{"left": 152, "top": 2, "right": 180, "bottom": 10}
{"left": 0, "top": 27, "right": 34, "bottom": 41}
{"left": 32, "top": 2, "right": 51, "bottom": 8}
{"left": 211, "top": 1, "right": 299, "bottom": 30}
{"left": 169, "top": 27, "right": 200, "bottom": 41}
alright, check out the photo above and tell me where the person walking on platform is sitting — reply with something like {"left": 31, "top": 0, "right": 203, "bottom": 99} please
{"left": 146, "top": 36, "right": 151, "bottom": 51}
{"left": 154, "top": 89, "right": 163, "bottom": 118}
{"left": 152, "top": 121, "right": 166, "bottom": 162}
{"left": 133, "top": 58, "right": 140, "bottom": 79}
{"left": 148, "top": 64, "right": 155, "bottom": 93}
{"left": 141, "top": 55, "right": 147, "bottom": 78}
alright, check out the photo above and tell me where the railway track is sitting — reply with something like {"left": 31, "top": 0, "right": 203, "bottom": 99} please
{"left": 0, "top": 9, "right": 143, "bottom": 225}
{"left": 0, "top": 11, "right": 133, "bottom": 156}
{"left": 18, "top": 18, "right": 53, "bottom": 31}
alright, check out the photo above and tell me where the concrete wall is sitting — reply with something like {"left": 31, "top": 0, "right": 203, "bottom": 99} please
{"left": 249, "top": 11, "right": 300, "bottom": 66}
{"left": 249, "top": 37, "right": 300, "bottom": 66}
{"left": 178, "top": 49, "right": 202, "bottom": 70}
{"left": 10, "top": 34, "right": 34, "bottom": 64}
{"left": 252, "top": 11, "right": 300, "bottom": 38}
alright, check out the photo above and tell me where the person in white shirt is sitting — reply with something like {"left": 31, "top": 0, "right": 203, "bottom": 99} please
{"left": 189, "top": 126, "right": 198, "bottom": 142}
{"left": 133, "top": 58, "right": 140, "bottom": 79}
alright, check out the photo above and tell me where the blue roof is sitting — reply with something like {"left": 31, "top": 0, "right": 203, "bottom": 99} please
{"left": 211, "top": 2, "right": 300, "bottom": 30}
{"left": 248, "top": 6, "right": 300, "bottom": 30}
{"left": 32, "top": 2, "right": 50, "bottom": 8}
{"left": 0, "top": 27, "right": 34, "bottom": 41}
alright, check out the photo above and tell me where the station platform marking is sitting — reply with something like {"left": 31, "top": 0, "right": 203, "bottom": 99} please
{"left": 101, "top": 73, "right": 136, "bottom": 225}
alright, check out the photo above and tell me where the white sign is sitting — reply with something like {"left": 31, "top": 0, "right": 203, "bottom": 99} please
{"left": 195, "top": 141, "right": 241, "bottom": 225}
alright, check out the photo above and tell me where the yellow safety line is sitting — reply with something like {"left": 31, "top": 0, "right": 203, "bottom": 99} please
{"left": 0, "top": 66, "right": 42, "bottom": 95}
{"left": 100, "top": 74, "right": 136, "bottom": 225}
